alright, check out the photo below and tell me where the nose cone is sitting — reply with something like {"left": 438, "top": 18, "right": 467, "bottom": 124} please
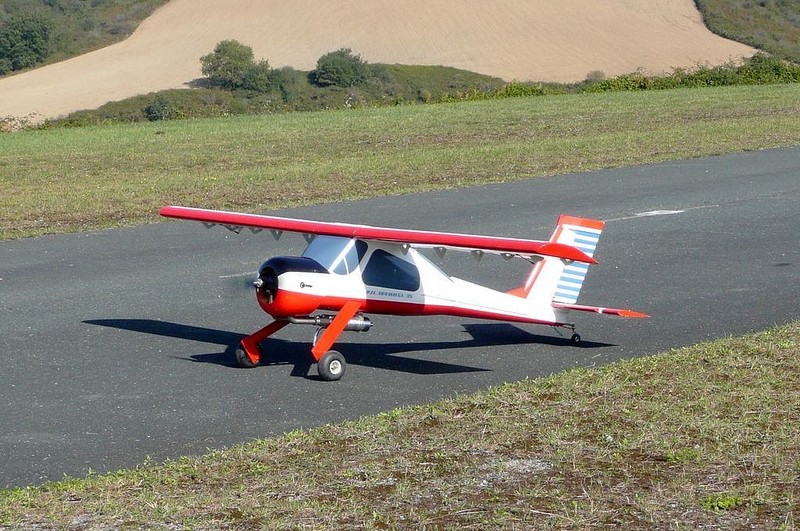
{"left": 255, "top": 266, "right": 279, "bottom": 303}
{"left": 254, "top": 256, "right": 327, "bottom": 318}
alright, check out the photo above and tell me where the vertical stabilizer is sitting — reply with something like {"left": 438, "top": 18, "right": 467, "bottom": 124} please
{"left": 512, "top": 215, "right": 605, "bottom": 305}
{"left": 552, "top": 216, "right": 604, "bottom": 303}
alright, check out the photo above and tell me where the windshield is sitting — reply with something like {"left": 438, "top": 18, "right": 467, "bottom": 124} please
{"left": 302, "top": 236, "right": 366, "bottom": 274}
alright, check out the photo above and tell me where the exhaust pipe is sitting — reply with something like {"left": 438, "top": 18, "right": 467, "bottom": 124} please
{"left": 289, "top": 314, "right": 373, "bottom": 332}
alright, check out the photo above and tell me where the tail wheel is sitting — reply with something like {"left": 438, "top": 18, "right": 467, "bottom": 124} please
{"left": 570, "top": 333, "right": 581, "bottom": 345}
{"left": 235, "top": 342, "right": 260, "bottom": 368}
{"left": 318, "top": 350, "right": 346, "bottom": 381}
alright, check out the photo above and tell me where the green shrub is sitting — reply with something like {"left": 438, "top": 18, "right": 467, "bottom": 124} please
{"left": 201, "top": 40, "right": 259, "bottom": 90}
{"left": 492, "top": 81, "right": 565, "bottom": 98}
{"left": 582, "top": 54, "right": 800, "bottom": 93}
{"left": 311, "top": 48, "right": 370, "bottom": 87}
{"left": 42, "top": 52, "right": 798, "bottom": 129}
{"left": 0, "top": 13, "right": 53, "bottom": 74}
{"left": 583, "top": 71, "right": 652, "bottom": 92}
{"left": 50, "top": 89, "right": 253, "bottom": 126}
{"left": 0, "top": 0, "right": 168, "bottom": 73}
{"left": 144, "top": 95, "right": 184, "bottom": 121}
{"left": 198, "top": 40, "right": 274, "bottom": 93}
{"left": 241, "top": 60, "right": 272, "bottom": 92}
{"left": 270, "top": 66, "right": 312, "bottom": 103}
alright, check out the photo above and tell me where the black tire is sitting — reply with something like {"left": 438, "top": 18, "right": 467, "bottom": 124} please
{"left": 235, "top": 342, "right": 259, "bottom": 368}
{"left": 570, "top": 333, "right": 581, "bottom": 345}
{"left": 318, "top": 350, "right": 346, "bottom": 381}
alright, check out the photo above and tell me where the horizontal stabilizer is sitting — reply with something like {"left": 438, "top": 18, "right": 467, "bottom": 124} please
{"left": 553, "top": 302, "right": 649, "bottom": 318}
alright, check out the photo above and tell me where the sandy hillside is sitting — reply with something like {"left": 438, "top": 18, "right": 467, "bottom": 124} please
{"left": 0, "top": 0, "right": 755, "bottom": 122}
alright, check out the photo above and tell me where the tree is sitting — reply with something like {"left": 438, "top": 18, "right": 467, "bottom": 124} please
{"left": 241, "top": 59, "right": 272, "bottom": 92}
{"left": 200, "top": 40, "right": 254, "bottom": 89}
{"left": 201, "top": 40, "right": 271, "bottom": 91}
{"left": 311, "top": 48, "right": 370, "bottom": 87}
{"left": 0, "top": 13, "right": 54, "bottom": 74}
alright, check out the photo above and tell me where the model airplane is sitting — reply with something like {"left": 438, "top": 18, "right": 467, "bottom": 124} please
{"left": 160, "top": 206, "right": 648, "bottom": 380}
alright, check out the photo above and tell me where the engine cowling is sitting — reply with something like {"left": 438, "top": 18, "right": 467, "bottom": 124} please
{"left": 254, "top": 256, "right": 329, "bottom": 317}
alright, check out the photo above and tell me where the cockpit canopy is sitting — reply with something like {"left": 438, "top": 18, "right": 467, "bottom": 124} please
{"left": 302, "top": 236, "right": 368, "bottom": 275}
{"left": 303, "top": 236, "right": 421, "bottom": 291}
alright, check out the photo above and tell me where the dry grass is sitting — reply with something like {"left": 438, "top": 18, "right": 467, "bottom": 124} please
{"left": 1, "top": 322, "right": 798, "bottom": 529}
{"left": 2, "top": 84, "right": 800, "bottom": 240}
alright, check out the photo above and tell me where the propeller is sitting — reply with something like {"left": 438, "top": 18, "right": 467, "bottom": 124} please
{"left": 219, "top": 271, "right": 259, "bottom": 297}
{"left": 255, "top": 265, "right": 279, "bottom": 303}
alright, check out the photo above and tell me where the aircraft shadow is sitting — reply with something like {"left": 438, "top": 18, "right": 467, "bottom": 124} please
{"left": 84, "top": 319, "right": 612, "bottom": 378}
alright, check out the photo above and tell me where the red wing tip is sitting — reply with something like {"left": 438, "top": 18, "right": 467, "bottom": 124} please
{"left": 160, "top": 205, "right": 190, "bottom": 217}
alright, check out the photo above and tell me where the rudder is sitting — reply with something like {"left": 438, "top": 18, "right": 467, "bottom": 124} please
{"left": 552, "top": 216, "right": 604, "bottom": 304}
{"left": 513, "top": 215, "right": 604, "bottom": 304}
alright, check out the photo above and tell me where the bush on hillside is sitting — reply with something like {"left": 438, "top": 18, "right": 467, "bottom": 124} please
{"left": 0, "top": 13, "right": 53, "bottom": 74}
{"left": 241, "top": 59, "right": 272, "bottom": 92}
{"left": 271, "top": 66, "right": 315, "bottom": 103}
{"left": 583, "top": 54, "right": 800, "bottom": 93}
{"left": 311, "top": 48, "right": 370, "bottom": 87}
{"left": 200, "top": 40, "right": 272, "bottom": 92}
{"left": 50, "top": 89, "right": 253, "bottom": 126}
{"left": 0, "top": 0, "right": 169, "bottom": 71}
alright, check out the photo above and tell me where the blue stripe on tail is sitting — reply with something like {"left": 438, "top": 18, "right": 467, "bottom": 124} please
{"left": 552, "top": 229, "right": 600, "bottom": 304}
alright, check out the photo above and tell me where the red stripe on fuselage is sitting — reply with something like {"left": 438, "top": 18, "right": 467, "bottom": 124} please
{"left": 258, "top": 289, "right": 562, "bottom": 326}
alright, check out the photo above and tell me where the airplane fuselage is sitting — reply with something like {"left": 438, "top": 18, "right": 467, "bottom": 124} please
{"left": 255, "top": 236, "right": 567, "bottom": 326}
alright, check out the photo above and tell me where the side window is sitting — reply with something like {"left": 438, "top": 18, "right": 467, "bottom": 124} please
{"left": 362, "top": 249, "right": 420, "bottom": 291}
{"left": 331, "top": 239, "right": 368, "bottom": 275}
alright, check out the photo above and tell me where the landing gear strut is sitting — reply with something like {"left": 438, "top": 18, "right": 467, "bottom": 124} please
{"left": 233, "top": 301, "right": 369, "bottom": 380}
{"left": 235, "top": 320, "right": 289, "bottom": 368}
{"left": 554, "top": 323, "right": 582, "bottom": 346}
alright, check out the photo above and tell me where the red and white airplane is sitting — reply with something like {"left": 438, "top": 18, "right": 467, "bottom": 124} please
{"left": 160, "top": 206, "right": 648, "bottom": 380}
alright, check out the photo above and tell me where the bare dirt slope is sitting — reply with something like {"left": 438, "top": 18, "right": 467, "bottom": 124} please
{"left": 0, "top": 0, "right": 755, "bottom": 122}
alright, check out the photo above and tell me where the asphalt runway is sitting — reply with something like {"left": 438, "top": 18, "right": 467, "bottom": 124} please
{"left": 2, "top": 147, "right": 798, "bottom": 488}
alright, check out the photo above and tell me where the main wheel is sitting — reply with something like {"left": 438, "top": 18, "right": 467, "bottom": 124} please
{"left": 318, "top": 350, "right": 346, "bottom": 381}
{"left": 235, "top": 342, "right": 260, "bottom": 368}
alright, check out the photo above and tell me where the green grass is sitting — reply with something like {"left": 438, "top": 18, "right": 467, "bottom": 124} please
{"left": 1, "top": 322, "right": 797, "bottom": 529}
{"left": 3, "top": 83, "right": 800, "bottom": 240}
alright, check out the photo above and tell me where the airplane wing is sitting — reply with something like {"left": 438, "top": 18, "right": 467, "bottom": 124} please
{"left": 159, "top": 205, "right": 598, "bottom": 264}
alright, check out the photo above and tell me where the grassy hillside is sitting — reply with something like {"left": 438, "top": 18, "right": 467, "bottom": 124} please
{"left": 2, "top": 322, "right": 797, "bottom": 529}
{"left": 2, "top": 83, "right": 800, "bottom": 241}
{"left": 0, "top": 0, "right": 168, "bottom": 69}
{"left": 697, "top": 0, "right": 800, "bottom": 63}
{"left": 53, "top": 64, "right": 508, "bottom": 126}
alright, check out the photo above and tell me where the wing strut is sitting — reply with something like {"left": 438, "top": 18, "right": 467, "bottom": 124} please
{"left": 236, "top": 320, "right": 289, "bottom": 366}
